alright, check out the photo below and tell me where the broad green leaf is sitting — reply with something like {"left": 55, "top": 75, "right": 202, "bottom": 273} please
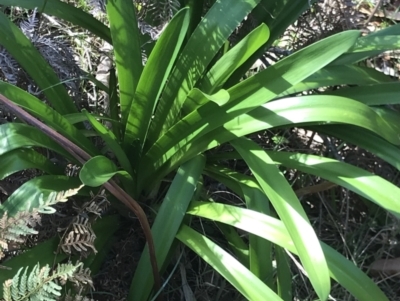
{"left": 266, "top": 151, "right": 400, "bottom": 218}
{"left": 216, "top": 96, "right": 400, "bottom": 145}
{"left": 231, "top": 138, "right": 330, "bottom": 300}
{"left": 79, "top": 155, "right": 133, "bottom": 187}
{"left": 0, "top": 0, "right": 111, "bottom": 43}
{"left": 180, "top": 88, "right": 230, "bottom": 113}
{"left": 0, "top": 12, "right": 77, "bottom": 114}
{"left": 324, "top": 82, "right": 400, "bottom": 105}
{"left": 148, "top": 0, "right": 261, "bottom": 143}
{"left": 0, "top": 149, "right": 63, "bottom": 180}
{"left": 275, "top": 246, "right": 292, "bottom": 301}
{"left": 82, "top": 110, "right": 134, "bottom": 177}
{"left": 141, "top": 31, "right": 361, "bottom": 186}
{"left": 225, "top": 0, "right": 318, "bottom": 86}
{"left": 186, "top": 0, "right": 204, "bottom": 37}
{"left": 63, "top": 112, "right": 119, "bottom": 126}
{"left": 0, "top": 81, "right": 99, "bottom": 155}
{"left": 0, "top": 215, "right": 119, "bottom": 296}
{"left": 205, "top": 165, "right": 273, "bottom": 285}
{"left": 143, "top": 93, "right": 400, "bottom": 187}
{"left": 315, "top": 125, "right": 400, "bottom": 171}
{"left": 198, "top": 23, "right": 270, "bottom": 94}
{"left": 0, "top": 176, "right": 83, "bottom": 217}
{"left": 331, "top": 23, "right": 400, "bottom": 65}
{"left": 217, "top": 223, "right": 249, "bottom": 267}
{"left": 107, "top": 0, "right": 143, "bottom": 127}
{"left": 129, "top": 155, "right": 205, "bottom": 301}
{"left": 186, "top": 201, "right": 389, "bottom": 301}
{"left": 350, "top": 35, "right": 400, "bottom": 52}
{"left": 124, "top": 8, "right": 190, "bottom": 151}
{"left": 279, "top": 65, "right": 392, "bottom": 97}
{"left": 177, "top": 225, "right": 283, "bottom": 301}
{"left": 0, "top": 123, "right": 73, "bottom": 161}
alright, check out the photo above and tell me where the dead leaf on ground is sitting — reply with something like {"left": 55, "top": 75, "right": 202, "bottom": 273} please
{"left": 369, "top": 258, "right": 400, "bottom": 277}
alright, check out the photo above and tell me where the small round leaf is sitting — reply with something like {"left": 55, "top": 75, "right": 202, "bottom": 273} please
{"left": 80, "top": 156, "right": 118, "bottom": 187}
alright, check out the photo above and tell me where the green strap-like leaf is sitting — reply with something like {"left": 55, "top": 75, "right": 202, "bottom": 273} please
{"left": 205, "top": 165, "right": 273, "bottom": 285}
{"left": 82, "top": 110, "right": 134, "bottom": 178}
{"left": 225, "top": 0, "right": 317, "bottom": 86}
{"left": 197, "top": 23, "right": 270, "bottom": 95}
{"left": 315, "top": 124, "right": 400, "bottom": 171}
{"left": 0, "top": 0, "right": 111, "bottom": 43}
{"left": 0, "top": 12, "right": 77, "bottom": 114}
{"left": 331, "top": 23, "right": 400, "bottom": 65}
{"left": 63, "top": 112, "right": 119, "bottom": 126}
{"left": 142, "top": 93, "right": 400, "bottom": 187}
{"left": 279, "top": 65, "right": 392, "bottom": 97}
{"left": 141, "top": 31, "right": 360, "bottom": 186}
{"left": 186, "top": 201, "right": 389, "bottom": 301}
{"left": 323, "top": 82, "right": 400, "bottom": 105}
{"left": 177, "top": 225, "right": 283, "bottom": 301}
{"left": 0, "top": 176, "right": 83, "bottom": 217}
{"left": 124, "top": 8, "right": 190, "bottom": 151}
{"left": 107, "top": 0, "right": 143, "bottom": 127}
{"left": 0, "top": 149, "right": 63, "bottom": 180}
{"left": 0, "top": 82, "right": 99, "bottom": 156}
{"left": 266, "top": 151, "right": 400, "bottom": 218}
{"left": 275, "top": 246, "right": 292, "bottom": 301}
{"left": 129, "top": 155, "right": 205, "bottom": 301}
{"left": 148, "top": 0, "right": 261, "bottom": 143}
{"left": 230, "top": 138, "right": 330, "bottom": 300}
{"left": 217, "top": 223, "right": 250, "bottom": 267}
{"left": 0, "top": 123, "right": 74, "bottom": 161}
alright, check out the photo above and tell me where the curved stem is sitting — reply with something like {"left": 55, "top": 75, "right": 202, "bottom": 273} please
{"left": 0, "top": 93, "right": 163, "bottom": 300}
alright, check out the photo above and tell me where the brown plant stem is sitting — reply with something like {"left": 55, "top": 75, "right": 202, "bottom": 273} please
{"left": 0, "top": 93, "right": 162, "bottom": 300}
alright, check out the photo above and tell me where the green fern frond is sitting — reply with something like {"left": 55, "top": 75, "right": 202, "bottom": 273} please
{"left": 0, "top": 212, "right": 40, "bottom": 260}
{"left": 2, "top": 262, "right": 82, "bottom": 301}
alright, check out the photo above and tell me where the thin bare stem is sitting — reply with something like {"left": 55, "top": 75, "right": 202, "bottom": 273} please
{"left": 0, "top": 93, "right": 162, "bottom": 300}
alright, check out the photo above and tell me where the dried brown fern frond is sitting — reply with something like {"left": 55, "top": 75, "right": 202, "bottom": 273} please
{"left": 0, "top": 186, "right": 83, "bottom": 261}
{"left": 61, "top": 290, "right": 96, "bottom": 301}
{"left": 73, "top": 189, "right": 109, "bottom": 218}
{"left": 68, "top": 262, "right": 94, "bottom": 291}
{"left": 59, "top": 216, "right": 97, "bottom": 258}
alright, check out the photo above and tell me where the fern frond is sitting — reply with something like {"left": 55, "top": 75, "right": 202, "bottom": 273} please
{"left": 0, "top": 48, "right": 20, "bottom": 85}
{"left": 61, "top": 290, "right": 96, "bottom": 301}
{"left": 10, "top": 268, "right": 23, "bottom": 301}
{"left": 0, "top": 212, "right": 40, "bottom": 260}
{"left": 68, "top": 263, "right": 94, "bottom": 290}
{"left": 60, "top": 216, "right": 97, "bottom": 257}
{"left": 2, "top": 262, "right": 82, "bottom": 301}
{"left": 3, "top": 279, "right": 12, "bottom": 301}
{"left": 38, "top": 185, "right": 84, "bottom": 214}
{"left": 76, "top": 189, "right": 109, "bottom": 218}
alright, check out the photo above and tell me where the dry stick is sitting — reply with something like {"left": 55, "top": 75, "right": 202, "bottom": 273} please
{"left": 364, "top": 0, "right": 384, "bottom": 25}
{"left": 0, "top": 93, "right": 162, "bottom": 300}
